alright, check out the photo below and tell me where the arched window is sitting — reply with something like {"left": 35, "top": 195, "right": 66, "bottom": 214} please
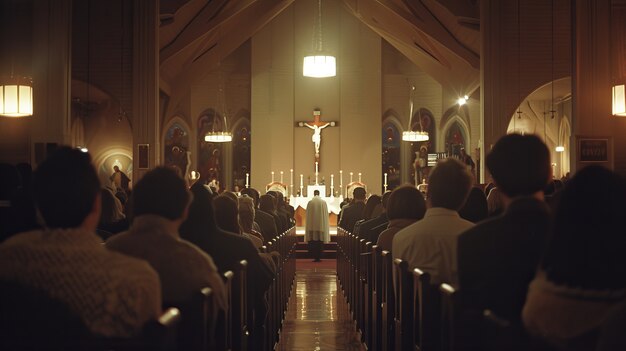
{"left": 444, "top": 121, "right": 468, "bottom": 158}
{"left": 197, "top": 109, "right": 225, "bottom": 186}
{"left": 232, "top": 118, "right": 251, "bottom": 190}
{"left": 163, "top": 119, "right": 190, "bottom": 178}
{"left": 382, "top": 120, "right": 401, "bottom": 191}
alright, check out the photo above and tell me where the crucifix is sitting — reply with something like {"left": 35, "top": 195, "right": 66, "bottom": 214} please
{"left": 297, "top": 109, "right": 338, "bottom": 166}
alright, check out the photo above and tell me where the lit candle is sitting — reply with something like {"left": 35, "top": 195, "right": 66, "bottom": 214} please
{"left": 300, "top": 174, "right": 304, "bottom": 197}
{"left": 280, "top": 171, "right": 284, "bottom": 183}
{"left": 290, "top": 169, "right": 294, "bottom": 197}
{"left": 315, "top": 162, "right": 319, "bottom": 185}
{"left": 350, "top": 172, "right": 353, "bottom": 183}
{"left": 271, "top": 171, "right": 275, "bottom": 182}
{"left": 384, "top": 173, "right": 388, "bottom": 186}
{"left": 331, "top": 174, "right": 334, "bottom": 188}
{"left": 246, "top": 173, "right": 249, "bottom": 188}
{"left": 358, "top": 172, "right": 362, "bottom": 183}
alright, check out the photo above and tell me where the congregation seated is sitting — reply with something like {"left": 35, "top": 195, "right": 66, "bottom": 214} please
{"left": 241, "top": 187, "right": 278, "bottom": 242}
{"left": 377, "top": 185, "right": 426, "bottom": 252}
{"left": 353, "top": 194, "right": 381, "bottom": 236}
{"left": 393, "top": 158, "right": 474, "bottom": 286}
{"left": 338, "top": 186, "right": 367, "bottom": 233}
{"left": 238, "top": 195, "right": 267, "bottom": 248}
{"left": 0, "top": 147, "right": 161, "bottom": 337}
{"left": 523, "top": 165, "right": 626, "bottom": 350}
{"left": 458, "top": 134, "right": 551, "bottom": 324}
{"left": 260, "top": 193, "right": 286, "bottom": 233}
{"left": 106, "top": 167, "right": 227, "bottom": 310}
{"left": 357, "top": 190, "right": 391, "bottom": 243}
{"left": 268, "top": 190, "right": 295, "bottom": 229}
{"left": 180, "top": 182, "right": 275, "bottom": 338}
{"left": 458, "top": 186, "right": 488, "bottom": 223}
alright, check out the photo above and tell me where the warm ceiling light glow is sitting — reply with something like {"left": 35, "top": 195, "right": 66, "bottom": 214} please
{"left": 457, "top": 95, "right": 468, "bottom": 106}
{"left": 0, "top": 76, "right": 33, "bottom": 117}
{"left": 78, "top": 147, "right": 88, "bottom": 153}
{"left": 613, "top": 84, "right": 626, "bottom": 116}
{"left": 205, "top": 132, "right": 232, "bottom": 142}
{"left": 555, "top": 145, "right": 565, "bottom": 152}
{"left": 402, "top": 130, "right": 429, "bottom": 142}
{"left": 303, "top": 55, "right": 336, "bottom": 78}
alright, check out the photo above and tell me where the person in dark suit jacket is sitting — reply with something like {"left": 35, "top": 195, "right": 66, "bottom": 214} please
{"left": 458, "top": 134, "right": 551, "bottom": 324}
{"left": 357, "top": 191, "right": 391, "bottom": 243}
{"left": 180, "top": 182, "right": 275, "bottom": 339}
{"left": 241, "top": 187, "right": 278, "bottom": 242}
{"left": 338, "top": 187, "right": 367, "bottom": 233}
{"left": 260, "top": 194, "right": 284, "bottom": 234}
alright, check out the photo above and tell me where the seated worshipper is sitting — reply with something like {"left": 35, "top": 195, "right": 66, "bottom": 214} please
{"left": 458, "top": 134, "right": 551, "bottom": 323}
{"left": 378, "top": 185, "right": 427, "bottom": 252}
{"left": 106, "top": 167, "right": 227, "bottom": 310}
{"left": 523, "top": 166, "right": 626, "bottom": 351}
{"left": 359, "top": 191, "right": 391, "bottom": 243}
{"left": 0, "top": 147, "right": 161, "bottom": 337}
{"left": 180, "top": 182, "right": 274, "bottom": 335}
{"left": 486, "top": 186, "right": 505, "bottom": 217}
{"left": 338, "top": 187, "right": 367, "bottom": 233}
{"left": 238, "top": 195, "right": 266, "bottom": 247}
{"left": 305, "top": 190, "right": 330, "bottom": 262}
{"left": 353, "top": 194, "right": 381, "bottom": 236}
{"left": 241, "top": 187, "right": 278, "bottom": 242}
{"left": 96, "top": 187, "right": 129, "bottom": 240}
{"left": 458, "top": 186, "right": 488, "bottom": 223}
{"left": 260, "top": 193, "right": 284, "bottom": 233}
{"left": 267, "top": 191, "right": 291, "bottom": 231}
{"left": 214, "top": 193, "right": 263, "bottom": 248}
{"left": 392, "top": 159, "right": 473, "bottom": 286}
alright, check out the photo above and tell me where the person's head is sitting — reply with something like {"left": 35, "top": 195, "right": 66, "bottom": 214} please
{"left": 259, "top": 194, "right": 276, "bottom": 213}
{"left": 458, "top": 187, "right": 488, "bottom": 223}
{"left": 386, "top": 185, "right": 426, "bottom": 221}
{"left": 132, "top": 167, "right": 190, "bottom": 222}
{"left": 314, "top": 190, "right": 320, "bottom": 196}
{"left": 486, "top": 134, "right": 550, "bottom": 198}
{"left": 381, "top": 191, "right": 392, "bottom": 212}
{"left": 428, "top": 158, "right": 472, "bottom": 210}
{"left": 180, "top": 182, "right": 217, "bottom": 241}
{"left": 238, "top": 195, "right": 256, "bottom": 234}
{"left": 33, "top": 147, "right": 100, "bottom": 230}
{"left": 460, "top": 148, "right": 467, "bottom": 155}
{"left": 541, "top": 165, "right": 626, "bottom": 290}
{"left": 213, "top": 194, "right": 240, "bottom": 233}
{"left": 113, "top": 165, "right": 120, "bottom": 172}
{"left": 240, "top": 187, "right": 260, "bottom": 207}
{"left": 99, "top": 188, "right": 125, "bottom": 224}
{"left": 353, "top": 187, "right": 366, "bottom": 201}
{"left": 362, "top": 194, "right": 382, "bottom": 220}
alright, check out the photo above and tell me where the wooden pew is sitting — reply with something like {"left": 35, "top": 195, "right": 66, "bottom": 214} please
{"left": 393, "top": 259, "right": 414, "bottom": 351}
{"left": 163, "top": 287, "right": 214, "bottom": 351}
{"left": 381, "top": 250, "right": 395, "bottom": 351}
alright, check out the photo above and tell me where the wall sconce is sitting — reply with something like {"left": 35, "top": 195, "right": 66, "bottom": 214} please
{"left": 0, "top": 76, "right": 33, "bottom": 117}
{"left": 613, "top": 84, "right": 626, "bottom": 116}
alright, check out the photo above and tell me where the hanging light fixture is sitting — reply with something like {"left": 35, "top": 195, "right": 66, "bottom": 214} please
{"left": 613, "top": 85, "right": 626, "bottom": 116}
{"left": 0, "top": 1, "right": 33, "bottom": 117}
{"left": 303, "top": 0, "right": 336, "bottom": 78}
{"left": 402, "top": 85, "right": 429, "bottom": 142}
{"left": 205, "top": 67, "right": 232, "bottom": 143}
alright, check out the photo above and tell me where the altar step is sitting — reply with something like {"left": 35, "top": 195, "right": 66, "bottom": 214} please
{"left": 294, "top": 235, "right": 338, "bottom": 259}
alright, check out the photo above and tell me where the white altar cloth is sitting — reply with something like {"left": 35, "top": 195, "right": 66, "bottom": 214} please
{"left": 290, "top": 195, "right": 343, "bottom": 214}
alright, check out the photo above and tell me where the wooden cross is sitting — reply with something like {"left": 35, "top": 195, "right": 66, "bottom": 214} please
{"left": 296, "top": 109, "right": 338, "bottom": 166}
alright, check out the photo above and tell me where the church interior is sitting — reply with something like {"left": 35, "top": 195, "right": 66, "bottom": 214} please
{"left": 1, "top": 0, "right": 626, "bottom": 350}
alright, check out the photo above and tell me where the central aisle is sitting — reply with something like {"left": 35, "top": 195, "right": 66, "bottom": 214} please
{"left": 276, "top": 260, "right": 365, "bottom": 351}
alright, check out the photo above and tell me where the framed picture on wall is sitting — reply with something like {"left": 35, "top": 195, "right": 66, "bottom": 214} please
{"left": 578, "top": 138, "right": 609, "bottom": 163}
{"left": 138, "top": 144, "right": 150, "bottom": 169}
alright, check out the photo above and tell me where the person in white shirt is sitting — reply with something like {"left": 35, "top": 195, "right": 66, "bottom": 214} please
{"left": 392, "top": 158, "right": 474, "bottom": 287}
{"left": 305, "top": 190, "right": 330, "bottom": 262}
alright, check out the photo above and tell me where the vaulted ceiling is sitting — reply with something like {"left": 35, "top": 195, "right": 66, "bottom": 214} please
{"left": 158, "top": 0, "right": 481, "bottom": 96}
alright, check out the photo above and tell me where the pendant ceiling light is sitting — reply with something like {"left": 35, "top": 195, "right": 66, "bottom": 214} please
{"left": 303, "top": 0, "right": 336, "bottom": 78}
{"left": 402, "top": 85, "right": 429, "bottom": 142}
{"left": 205, "top": 66, "right": 232, "bottom": 143}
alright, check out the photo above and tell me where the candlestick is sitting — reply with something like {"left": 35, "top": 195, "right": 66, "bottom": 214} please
{"left": 350, "top": 172, "right": 353, "bottom": 183}
{"left": 315, "top": 162, "right": 319, "bottom": 185}
{"left": 300, "top": 174, "right": 304, "bottom": 197}
{"left": 280, "top": 171, "right": 284, "bottom": 183}
{"left": 271, "top": 171, "right": 275, "bottom": 182}
{"left": 384, "top": 173, "right": 388, "bottom": 186}
{"left": 358, "top": 173, "right": 362, "bottom": 183}
{"left": 245, "top": 173, "right": 249, "bottom": 188}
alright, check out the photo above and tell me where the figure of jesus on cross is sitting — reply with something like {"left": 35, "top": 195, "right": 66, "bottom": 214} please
{"left": 298, "top": 109, "right": 337, "bottom": 164}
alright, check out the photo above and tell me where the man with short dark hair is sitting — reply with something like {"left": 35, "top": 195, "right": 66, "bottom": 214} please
{"left": 107, "top": 167, "right": 227, "bottom": 309}
{"left": 358, "top": 191, "right": 391, "bottom": 243}
{"left": 305, "top": 189, "right": 329, "bottom": 262}
{"left": 338, "top": 187, "right": 367, "bottom": 233}
{"left": 393, "top": 158, "right": 474, "bottom": 286}
{"left": 241, "top": 187, "right": 278, "bottom": 241}
{"left": 0, "top": 147, "right": 161, "bottom": 337}
{"left": 458, "top": 134, "right": 551, "bottom": 322}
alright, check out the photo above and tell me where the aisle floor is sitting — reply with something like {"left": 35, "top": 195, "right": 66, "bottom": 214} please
{"left": 276, "top": 259, "right": 365, "bottom": 351}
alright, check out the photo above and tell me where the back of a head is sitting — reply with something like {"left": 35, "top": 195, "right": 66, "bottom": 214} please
{"left": 428, "top": 158, "right": 472, "bottom": 210}
{"left": 363, "top": 195, "right": 382, "bottom": 220}
{"left": 459, "top": 187, "right": 488, "bottom": 223}
{"left": 386, "top": 185, "right": 426, "bottom": 220}
{"left": 541, "top": 165, "right": 626, "bottom": 290}
{"left": 313, "top": 189, "right": 320, "bottom": 196}
{"left": 240, "top": 187, "right": 259, "bottom": 207}
{"left": 180, "top": 183, "right": 217, "bottom": 241}
{"left": 353, "top": 187, "right": 366, "bottom": 201}
{"left": 238, "top": 195, "right": 255, "bottom": 232}
{"left": 381, "top": 191, "right": 392, "bottom": 210}
{"left": 132, "top": 167, "right": 189, "bottom": 220}
{"left": 259, "top": 194, "right": 275, "bottom": 213}
{"left": 33, "top": 147, "right": 100, "bottom": 228}
{"left": 486, "top": 134, "right": 550, "bottom": 198}
{"left": 213, "top": 194, "right": 240, "bottom": 233}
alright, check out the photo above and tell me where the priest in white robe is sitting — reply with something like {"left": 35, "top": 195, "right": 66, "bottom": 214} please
{"left": 305, "top": 189, "right": 330, "bottom": 262}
